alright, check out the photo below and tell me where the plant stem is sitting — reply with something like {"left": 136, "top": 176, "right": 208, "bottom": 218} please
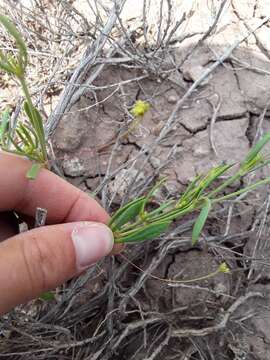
{"left": 213, "top": 177, "right": 270, "bottom": 203}
{"left": 19, "top": 77, "right": 47, "bottom": 164}
{"left": 208, "top": 173, "right": 241, "bottom": 199}
{"left": 171, "top": 268, "right": 221, "bottom": 284}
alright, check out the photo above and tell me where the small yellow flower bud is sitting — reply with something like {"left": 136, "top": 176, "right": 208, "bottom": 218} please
{"left": 218, "top": 262, "right": 230, "bottom": 274}
{"left": 130, "top": 100, "right": 150, "bottom": 117}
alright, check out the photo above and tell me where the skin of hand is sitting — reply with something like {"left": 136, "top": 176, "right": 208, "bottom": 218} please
{"left": 0, "top": 153, "right": 121, "bottom": 315}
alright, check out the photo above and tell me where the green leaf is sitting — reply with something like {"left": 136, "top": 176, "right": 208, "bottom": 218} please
{"left": 109, "top": 197, "right": 145, "bottom": 231}
{"left": 22, "top": 123, "right": 39, "bottom": 148}
{"left": 140, "top": 178, "right": 166, "bottom": 216}
{"left": 146, "top": 199, "right": 175, "bottom": 218}
{"left": 242, "top": 133, "right": 270, "bottom": 166}
{"left": 192, "top": 198, "right": 211, "bottom": 245}
{"left": 39, "top": 291, "right": 55, "bottom": 301}
{"left": 0, "top": 60, "right": 14, "bottom": 74}
{"left": 213, "top": 176, "right": 270, "bottom": 203}
{"left": 0, "top": 15, "right": 27, "bottom": 71}
{"left": 0, "top": 109, "right": 10, "bottom": 144}
{"left": 18, "top": 123, "right": 35, "bottom": 149}
{"left": 115, "top": 220, "right": 171, "bottom": 243}
{"left": 33, "top": 106, "right": 45, "bottom": 138}
{"left": 201, "top": 163, "right": 234, "bottom": 188}
{"left": 177, "top": 174, "right": 202, "bottom": 206}
{"left": 24, "top": 101, "right": 46, "bottom": 152}
{"left": 24, "top": 100, "right": 35, "bottom": 127}
{"left": 16, "top": 128, "right": 31, "bottom": 149}
{"left": 7, "top": 134, "right": 24, "bottom": 154}
{"left": 26, "top": 163, "right": 42, "bottom": 180}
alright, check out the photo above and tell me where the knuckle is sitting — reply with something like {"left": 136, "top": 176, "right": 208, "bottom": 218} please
{"left": 21, "top": 233, "right": 57, "bottom": 293}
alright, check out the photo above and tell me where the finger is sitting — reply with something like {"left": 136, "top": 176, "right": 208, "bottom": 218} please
{"left": 0, "top": 221, "right": 114, "bottom": 314}
{"left": 0, "top": 153, "right": 109, "bottom": 223}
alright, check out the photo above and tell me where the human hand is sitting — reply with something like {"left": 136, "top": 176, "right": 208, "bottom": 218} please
{"left": 0, "top": 153, "right": 119, "bottom": 314}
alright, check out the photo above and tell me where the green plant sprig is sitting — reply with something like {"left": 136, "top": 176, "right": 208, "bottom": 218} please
{"left": 110, "top": 133, "right": 270, "bottom": 245}
{"left": 0, "top": 15, "right": 48, "bottom": 179}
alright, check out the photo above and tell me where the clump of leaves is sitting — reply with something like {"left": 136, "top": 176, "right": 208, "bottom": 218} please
{"left": 0, "top": 15, "right": 47, "bottom": 179}
{"left": 110, "top": 133, "right": 270, "bottom": 244}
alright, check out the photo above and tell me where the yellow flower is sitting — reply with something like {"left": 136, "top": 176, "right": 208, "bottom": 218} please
{"left": 130, "top": 100, "right": 150, "bottom": 117}
{"left": 218, "top": 262, "right": 230, "bottom": 274}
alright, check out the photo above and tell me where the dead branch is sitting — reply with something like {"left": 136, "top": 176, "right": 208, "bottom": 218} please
{"left": 172, "top": 292, "right": 262, "bottom": 337}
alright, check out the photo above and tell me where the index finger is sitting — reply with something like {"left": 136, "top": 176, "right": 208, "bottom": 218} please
{"left": 0, "top": 153, "right": 109, "bottom": 224}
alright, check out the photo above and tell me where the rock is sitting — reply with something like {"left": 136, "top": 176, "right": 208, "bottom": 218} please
{"left": 179, "top": 45, "right": 213, "bottom": 85}
{"left": 161, "top": 123, "right": 192, "bottom": 147}
{"left": 167, "top": 95, "right": 177, "bottom": 104}
{"left": 178, "top": 98, "right": 211, "bottom": 132}
{"left": 236, "top": 48, "right": 270, "bottom": 112}
{"left": 85, "top": 177, "right": 101, "bottom": 192}
{"left": 168, "top": 251, "right": 230, "bottom": 310}
{"left": 231, "top": 0, "right": 257, "bottom": 19}
{"left": 255, "top": 0, "right": 270, "bottom": 18}
{"left": 175, "top": 118, "right": 249, "bottom": 183}
{"left": 62, "top": 156, "right": 86, "bottom": 177}
{"left": 233, "top": 284, "right": 270, "bottom": 360}
{"left": 54, "top": 98, "right": 89, "bottom": 151}
{"left": 83, "top": 144, "right": 133, "bottom": 178}
{"left": 168, "top": 70, "right": 187, "bottom": 90}
{"left": 161, "top": 165, "right": 184, "bottom": 195}
{"left": 166, "top": 89, "right": 179, "bottom": 104}
{"left": 183, "top": 64, "right": 210, "bottom": 85}
{"left": 256, "top": 25, "right": 270, "bottom": 54}
{"left": 209, "top": 65, "right": 247, "bottom": 119}
{"left": 108, "top": 168, "right": 145, "bottom": 198}
{"left": 142, "top": 255, "right": 174, "bottom": 312}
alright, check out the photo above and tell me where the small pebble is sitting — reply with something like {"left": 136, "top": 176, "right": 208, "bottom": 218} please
{"left": 167, "top": 95, "right": 177, "bottom": 104}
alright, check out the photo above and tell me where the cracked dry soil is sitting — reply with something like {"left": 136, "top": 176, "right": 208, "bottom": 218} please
{"left": 53, "top": 42, "right": 270, "bottom": 359}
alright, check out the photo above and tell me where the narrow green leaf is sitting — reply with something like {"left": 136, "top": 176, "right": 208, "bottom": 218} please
{"left": 177, "top": 174, "right": 202, "bottom": 206}
{"left": 150, "top": 201, "right": 195, "bottom": 223}
{"left": 0, "top": 109, "right": 10, "bottom": 144}
{"left": 33, "top": 107, "right": 45, "bottom": 138}
{"left": 140, "top": 178, "right": 166, "bottom": 216}
{"left": 18, "top": 123, "right": 35, "bottom": 149}
{"left": 39, "top": 291, "right": 55, "bottom": 301}
{"left": 109, "top": 197, "right": 145, "bottom": 231}
{"left": 0, "top": 49, "right": 8, "bottom": 62}
{"left": 194, "top": 163, "right": 235, "bottom": 200}
{"left": 192, "top": 198, "right": 211, "bottom": 245}
{"left": 242, "top": 133, "right": 270, "bottom": 166}
{"left": 16, "top": 128, "right": 31, "bottom": 148}
{"left": 7, "top": 134, "right": 24, "bottom": 154}
{"left": 146, "top": 199, "right": 175, "bottom": 218}
{"left": 24, "top": 101, "right": 35, "bottom": 127}
{"left": 115, "top": 221, "right": 171, "bottom": 243}
{"left": 26, "top": 163, "right": 42, "bottom": 180}
{"left": 24, "top": 101, "right": 46, "bottom": 158}
{"left": 213, "top": 176, "right": 270, "bottom": 203}
{"left": 201, "top": 163, "right": 234, "bottom": 188}
{"left": 0, "top": 60, "right": 14, "bottom": 74}
{"left": 0, "top": 15, "right": 27, "bottom": 70}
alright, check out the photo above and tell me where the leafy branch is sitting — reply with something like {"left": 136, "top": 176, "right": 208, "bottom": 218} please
{"left": 110, "top": 133, "right": 270, "bottom": 244}
{"left": 0, "top": 15, "right": 48, "bottom": 179}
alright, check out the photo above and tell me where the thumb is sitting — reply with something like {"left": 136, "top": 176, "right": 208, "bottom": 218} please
{"left": 0, "top": 222, "right": 114, "bottom": 314}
